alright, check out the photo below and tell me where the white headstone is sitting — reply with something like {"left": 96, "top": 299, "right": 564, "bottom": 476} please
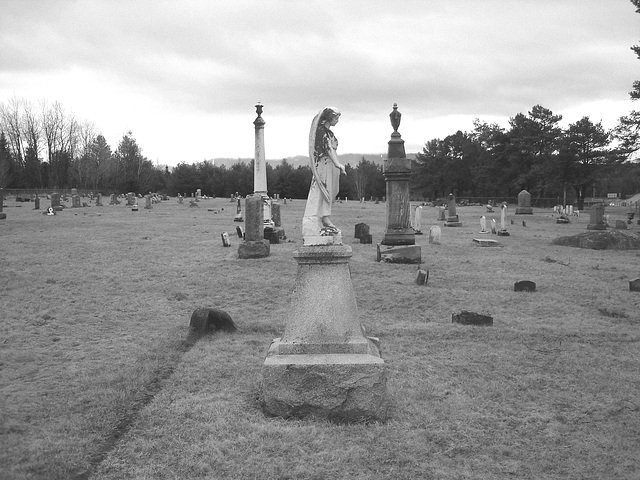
{"left": 414, "top": 206, "right": 423, "bottom": 233}
{"left": 491, "top": 218, "right": 497, "bottom": 234}
{"left": 480, "top": 216, "right": 487, "bottom": 233}
{"left": 500, "top": 205, "right": 507, "bottom": 230}
{"left": 429, "top": 225, "right": 441, "bottom": 245}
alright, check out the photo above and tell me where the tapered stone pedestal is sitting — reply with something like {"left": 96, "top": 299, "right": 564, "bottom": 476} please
{"left": 260, "top": 245, "right": 389, "bottom": 422}
{"left": 238, "top": 195, "right": 269, "bottom": 259}
{"left": 376, "top": 104, "right": 421, "bottom": 264}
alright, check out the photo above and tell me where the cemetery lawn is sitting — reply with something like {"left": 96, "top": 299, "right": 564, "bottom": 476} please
{"left": 1, "top": 198, "right": 639, "bottom": 480}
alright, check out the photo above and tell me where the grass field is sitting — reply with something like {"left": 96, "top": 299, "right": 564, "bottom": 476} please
{"left": 1, "top": 196, "right": 639, "bottom": 480}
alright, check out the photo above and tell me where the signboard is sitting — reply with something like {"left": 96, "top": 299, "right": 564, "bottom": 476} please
{"left": 607, "top": 193, "right": 618, "bottom": 198}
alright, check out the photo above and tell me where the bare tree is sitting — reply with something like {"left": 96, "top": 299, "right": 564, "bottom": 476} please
{"left": 0, "top": 97, "right": 25, "bottom": 170}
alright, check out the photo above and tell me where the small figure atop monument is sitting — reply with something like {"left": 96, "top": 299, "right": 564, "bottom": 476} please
{"left": 390, "top": 102, "right": 401, "bottom": 133}
{"left": 302, "top": 107, "right": 346, "bottom": 245}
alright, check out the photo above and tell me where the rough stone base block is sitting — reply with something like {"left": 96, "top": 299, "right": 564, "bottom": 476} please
{"left": 260, "top": 353, "right": 389, "bottom": 423}
{"left": 0, "top": 213, "right": 6, "bottom": 220}
{"left": 515, "top": 207, "right": 533, "bottom": 214}
{"left": 630, "top": 278, "right": 640, "bottom": 292}
{"left": 587, "top": 224, "right": 606, "bottom": 230}
{"left": 237, "top": 240, "right": 270, "bottom": 259}
{"left": 497, "top": 230, "right": 510, "bottom": 236}
{"left": 376, "top": 244, "right": 421, "bottom": 264}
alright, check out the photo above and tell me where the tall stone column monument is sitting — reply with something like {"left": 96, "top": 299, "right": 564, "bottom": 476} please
{"left": 260, "top": 107, "right": 389, "bottom": 423}
{"left": 253, "top": 103, "right": 274, "bottom": 229}
{"left": 238, "top": 103, "right": 271, "bottom": 259}
{"left": 377, "top": 104, "right": 421, "bottom": 264}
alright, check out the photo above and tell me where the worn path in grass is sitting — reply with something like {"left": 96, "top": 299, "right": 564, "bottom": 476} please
{"left": 1, "top": 198, "right": 639, "bottom": 479}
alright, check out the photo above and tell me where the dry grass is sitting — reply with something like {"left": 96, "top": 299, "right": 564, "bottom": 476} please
{"left": 1, "top": 197, "right": 639, "bottom": 479}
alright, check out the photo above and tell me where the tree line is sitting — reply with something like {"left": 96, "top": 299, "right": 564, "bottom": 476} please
{"left": 1, "top": 97, "right": 638, "bottom": 205}
{"left": 413, "top": 104, "right": 640, "bottom": 209}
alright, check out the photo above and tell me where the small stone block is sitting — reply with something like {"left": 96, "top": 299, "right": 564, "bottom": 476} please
{"left": 472, "top": 238, "right": 499, "bottom": 247}
{"left": 415, "top": 268, "right": 429, "bottom": 286}
{"left": 514, "top": 280, "right": 536, "bottom": 292}
{"left": 360, "top": 234, "right": 373, "bottom": 244}
{"left": 630, "top": 278, "right": 640, "bottom": 292}
{"left": 452, "top": 311, "right": 493, "bottom": 326}
{"left": 377, "top": 244, "right": 422, "bottom": 264}
{"left": 497, "top": 230, "right": 510, "bottom": 236}
{"left": 0, "top": 213, "right": 6, "bottom": 220}
{"left": 221, "top": 232, "right": 231, "bottom": 247}
{"left": 190, "top": 308, "right": 237, "bottom": 333}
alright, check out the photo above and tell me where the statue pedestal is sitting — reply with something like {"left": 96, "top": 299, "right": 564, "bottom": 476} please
{"left": 260, "top": 245, "right": 389, "bottom": 422}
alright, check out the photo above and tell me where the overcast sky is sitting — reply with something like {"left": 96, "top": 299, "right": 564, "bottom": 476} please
{"left": 1, "top": 0, "right": 638, "bottom": 166}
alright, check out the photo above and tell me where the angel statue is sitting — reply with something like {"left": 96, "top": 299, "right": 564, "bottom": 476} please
{"left": 302, "top": 107, "right": 346, "bottom": 243}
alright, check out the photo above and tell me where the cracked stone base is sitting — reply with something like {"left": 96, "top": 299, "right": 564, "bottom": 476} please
{"left": 260, "top": 351, "right": 389, "bottom": 423}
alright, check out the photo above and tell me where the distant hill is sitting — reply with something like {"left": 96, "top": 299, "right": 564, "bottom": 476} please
{"left": 211, "top": 153, "right": 415, "bottom": 169}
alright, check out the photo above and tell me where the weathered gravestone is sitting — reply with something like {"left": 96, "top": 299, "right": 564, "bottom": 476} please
{"left": 479, "top": 216, "right": 488, "bottom": 233}
{"left": 271, "top": 203, "right": 286, "bottom": 240}
{"left": 515, "top": 189, "right": 533, "bottom": 215}
{"left": 33, "top": 195, "right": 40, "bottom": 210}
{"left": 444, "top": 193, "right": 462, "bottom": 227}
{"left": 236, "top": 225, "right": 244, "bottom": 239}
{"left": 415, "top": 267, "right": 429, "bottom": 286}
{"left": 234, "top": 198, "right": 243, "bottom": 222}
{"left": 587, "top": 204, "right": 606, "bottom": 230}
{"left": 354, "top": 223, "right": 370, "bottom": 243}
{"left": 497, "top": 204, "right": 510, "bottom": 236}
{"left": 491, "top": 218, "right": 497, "bottom": 234}
{"left": 50, "top": 193, "right": 62, "bottom": 211}
{"left": 95, "top": 193, "right": 103, "bottom": 206}
{"left": 413, "top": 205, "right": 423, "bottom": 234}
{"left": 630, "top": 278, "right": 640, "bottom": 292}
{"left": 437, "top": 206, "right": 446, "bottom": 221}
{"left": 429, "top": 225, "right": 441, "bottom": 245}
{"left": 615, "top": 220, "right": 628, "bottom": 230}
{"left": 144, "top": 194, "right": 152, "bottom": 209}
{"left": 221, "top": 232, "right": 231, "bottom": 247}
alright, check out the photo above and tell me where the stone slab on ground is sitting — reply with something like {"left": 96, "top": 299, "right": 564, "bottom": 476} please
{"left": 261, "top": 352, "right": 389, "bottom": 423}
{"left": 452, "top": 311, "right": 493, "bottom": 326}
{"left": 376, "top": 244, "right": 421, "bottom": 264}
{"left": 552, "top": 230, "right": 640, "bottom": 250}
{"left": 472, "top": 238, "right": 499, "bottom": 247}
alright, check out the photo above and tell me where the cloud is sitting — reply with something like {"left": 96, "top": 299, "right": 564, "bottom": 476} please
{"left": 0, "top": 0, "right": 638, "bottom": 163}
